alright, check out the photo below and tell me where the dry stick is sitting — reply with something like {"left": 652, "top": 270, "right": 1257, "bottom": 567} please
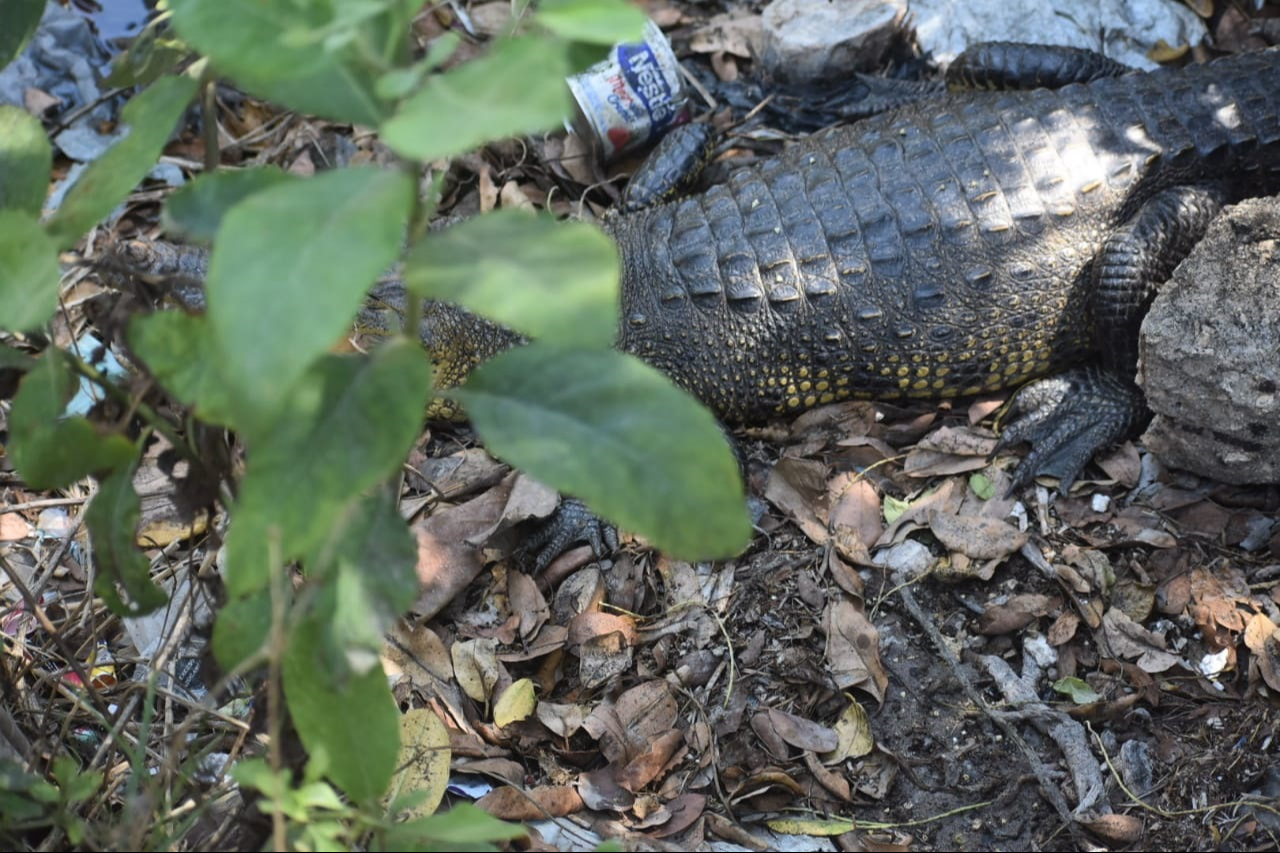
{"left": 893, "top": 580, "right": 1089, "bottom": 849}
{"left": 1, "top": 496, "right": 89, "bottom": 512}
{"left": 0, "top": 554, "right": 114, "bottom": 721}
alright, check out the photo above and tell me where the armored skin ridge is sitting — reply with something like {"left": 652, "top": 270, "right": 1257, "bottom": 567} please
{"left": 606, "top": 49, "right": 1280, "bottom": 434}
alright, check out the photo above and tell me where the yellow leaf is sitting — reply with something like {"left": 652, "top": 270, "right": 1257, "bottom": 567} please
{"left": 494, "top": 678, "right": 537, "bottom": 728}
{"left": 386, "top": 709, "right": 451, "bottom": 819}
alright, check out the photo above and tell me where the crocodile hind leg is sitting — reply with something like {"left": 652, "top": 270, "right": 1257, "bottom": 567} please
{"left": 997, "top": 182, "right": 1227, "bottom": 492}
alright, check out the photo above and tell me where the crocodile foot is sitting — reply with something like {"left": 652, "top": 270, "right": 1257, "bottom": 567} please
{"left": 523, "top": 497, "right": 620, "bottom": 573}
{"left": 995, "top": 367, "right": 1147, "bottom": 494}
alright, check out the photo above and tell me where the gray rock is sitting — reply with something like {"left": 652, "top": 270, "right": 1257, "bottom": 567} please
{"left": 761, "top": 0, "right": 908, "bottom": 84}
{"left": 1138, "top": 197, "right": 1280, "bottom": 484}
{"left": 907, "top": 0, "right": 1206, "bottom": 70}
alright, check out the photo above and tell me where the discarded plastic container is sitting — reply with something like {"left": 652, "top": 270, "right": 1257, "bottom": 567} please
{"left": 566, "top": 20, "right": 690, "bottom": 159}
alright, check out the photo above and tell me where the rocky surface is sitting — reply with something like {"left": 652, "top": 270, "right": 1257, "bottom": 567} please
{"left": 1139, "top": 196, "right": 1280, "bottom": 483}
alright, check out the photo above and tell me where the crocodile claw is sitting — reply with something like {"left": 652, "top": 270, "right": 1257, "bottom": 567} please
{"left": 995, "top": 367, "right": 1146, "bottom": 495}
{"left": 524, "top": 497, "right": 620, "bottom": 573}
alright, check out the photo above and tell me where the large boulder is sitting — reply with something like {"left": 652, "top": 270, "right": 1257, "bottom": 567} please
{"left": 1138, "top": 196, "right": 1280, "bottom": 484}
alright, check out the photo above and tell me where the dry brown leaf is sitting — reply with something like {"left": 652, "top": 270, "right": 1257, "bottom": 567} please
{"left": 567, "top": 611, "right": 637, "bottom": 648}
{"left": 1248, "top": 619, "right": 1280, "bottom": 693}
{"left": 452, "top": 637, "right": 501, "bottom": 703}
{"left": 823, "top": 599, "right": 887, "bottom": 702}
{"left": 411, "top": 474, "right": 518, "bottom": 621}
{"left": 407, "top": 446, "right": 508, "bottom": 500}
{"left": 1095, "top": 442, "right": 1141, "bottom": 486}
{"left": 1111, "top": 580, "right": 1156, "bottom": 624}
{"left": 551, "top": 566, "right": 606, "bottom": 622}
{"left": 1047, "top": 610, "right": 1081, "bottom": 646}
{"left": 968, "top": 397, "right": 1005, "bottom": 424}
{"left": 478, "top": 163, "right": 498, "bottom": 212}
{"left": 648, "top": 792, "right": 707, "bottom": 838}
{"left": 1156, "top": 572, "right": 1191, "bottom": 615}
{"left": 803, "top": 751, "right": 852, "bottom": 802}
{"left": 977, "top": 594, "right": 1060, "bottom": 635}
{"left": 875, "top": 478, "right": 961, "bottom": 547}
{"left": 452, "top": 757, "right": 526, "bottom": 786}
{"left": 383, "top": 621, "right": 463, "bottom": 722}
{"left": 1100, "top": 609, "right": 1181, "bottom": 672}
{"left": 508, "top": 571, "right": 549, "bottom": 641}
{"left": 763, "top": 708, "right": 839, "bottom": 753}
{"left": 852, "top": 748, "right": 898, "bottom": 799}
{"left": 750, "top": 711, "right": 790, "bottom": 758}
{"left": 499, "top": 180, "right": 537, "bottom": 210}
{"left": 728, "top": 768, "right": 806, "bottom": 802}
{"left": 496, "top": 624, "right": 566, "bottom": 662}
{"left": 928, "top": 510, "right": 1028, "bottom": 560}
{"left": 617, "top": 729, "right": 684, "bottom": 792}
{"left": 1108, "top": 509, "right": 1177, "bottom": 548}
{"left": 476, "top": 784, "right": 584, "bottom": 820}
{"left": 0, "top": 513, "right": 32, "bottom": 541}
{"left": 583, "top": 681, "right": 678, "bottom": 763}
{"left": 578, "top": 630, "right": 632, "bottom": 689}
{"left": 577, "top": 766, "right": 636, "bottom": 812}
{"left": 536, "top": 701, "right": 590, "bottom": 738}
{"left": 903, "top": 426, "right": 997, "bottom": 477}
{"left": 1079, "top": 812, "right": 1144, "bottom": 845}
{"left": 688, "top": 11, "right": 763, "bottom": 58}
{"left": 764, "top": 456, "right": 830, "bottom": 544}
{"left": 705, "top": 812, "right": 770, "bottom": 849}
{"left": 827, "top": 473, "right": 883, "bottom": 553}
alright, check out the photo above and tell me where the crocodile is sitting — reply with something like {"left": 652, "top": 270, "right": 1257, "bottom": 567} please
{"left": 406, "top": 46, "right": 1280, "bottom": 503}
{"left": 116, "top": 45, "right": 1280, "bottom": 561}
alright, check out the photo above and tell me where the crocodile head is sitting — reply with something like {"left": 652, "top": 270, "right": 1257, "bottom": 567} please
{"left": 355, "top": 279, "right": 522, "bottom": 420}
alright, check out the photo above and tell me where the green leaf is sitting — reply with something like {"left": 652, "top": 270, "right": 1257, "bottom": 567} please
{"left": 284, "top": 615, "right": 400, "bottom": 804}
{"left": 387, "top": 803, "right": 529, "bottom": 847}
{"left": 45, "top": 76, "right": 199, "bottom": 248}
{"left": 969, "top": 472, "right": 995, "bottom": 500}
{"left": 168, "top": 0, "right": 389, "bottom": 125}
{"left": 536, "top": 0, "right": 649, "bottom": 45}
{"left": 0, "top": 211, "right": 59, "bottom": 332}
{"left": 381, "top": 36, "right": 571, "bottom": 162}
{"left": 128, "top": 311, "right": 237, "bottom": 423}
{"left": 1052, "top": 676, "right": 1102, "bottom": 704}
{"left": 319, "top": 489, "right": 420, "bottom": 668}
{"left": 86, "top": 465, "right": 168, "bottom": 615}
{"left": 882, "top": 494, "right": 910, "bottom": 525}
{"left": 53, "top": 757, "right": 102, "bottom": 804}
{"left": 405, "top": 211, "right": 618, "bottom": 349}
{"left": 0, "top": 106, "right": 52, "bottom": 216}
{"left": 374, "top": 32, "right": 461, "bottom": 100}
{"left": 8, "top": 354, "right": 135, "bottom": 489}
{"left": 0, "top": 343, "right": 35, "bottom": 371}
{"left": 104, "top": 16, "right": 190, "bottom": 88}
{"left": 0, "top": 0, "right": 43, "bottom": 68}
{"left": 204, "top": 167, "right": 413, "bottom": 435}
{"left": 222, "top": 341, "right": 431, "bottom": 597}
{"left": 162, "top": 167, "right": 297, "bottom": 242}
{"left": 453, "top": 343, "right": 750, "bottom": 560}
{"left": 211, "top": 594, "right": 270, "bottom": 671}
{"left": 1054, "top": 676, "right": 1105, "bottom": 701}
